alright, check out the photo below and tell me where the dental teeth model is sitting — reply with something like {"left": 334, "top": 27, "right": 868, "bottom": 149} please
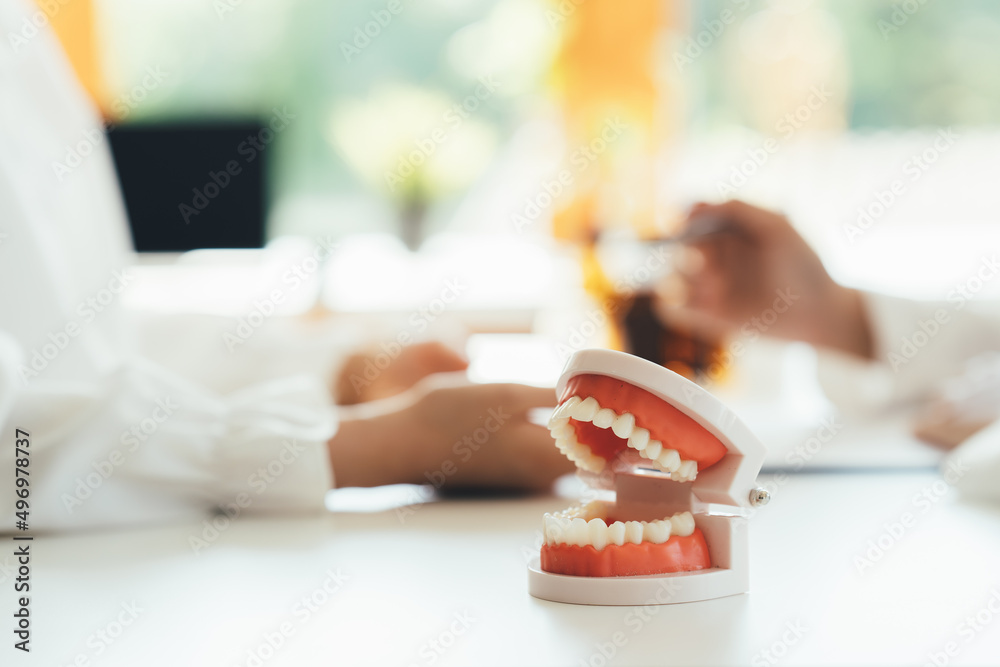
{"left": 528, "top": 349, "right": 768, "bottom": 605}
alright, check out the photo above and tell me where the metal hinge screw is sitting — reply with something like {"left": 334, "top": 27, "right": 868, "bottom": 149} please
{"left": 749, "top": 488, "right": 771, "bottom": 507}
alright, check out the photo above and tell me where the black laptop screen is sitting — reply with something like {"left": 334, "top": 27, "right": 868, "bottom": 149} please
{"left": 108, "top": 122, "right": 265, "bottom": 252}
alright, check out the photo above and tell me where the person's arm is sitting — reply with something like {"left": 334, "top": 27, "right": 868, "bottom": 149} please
{"left": 329, "top": 374, "right": 572, "bottom": 491}
{"left": 127, "top": 307, "right": 571, "bottom": 490}
{"left": 668, "top": 200, "right": 1000, "bottom": 413}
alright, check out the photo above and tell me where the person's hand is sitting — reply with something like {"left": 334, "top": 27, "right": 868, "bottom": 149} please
{"left": 328, "top": 373, "right": 575, "bottom": 491}
{"left": 661, "top": 200, "right": 874, "bottom": 359}
{"left": 913, "top": 410, "right": 993, "bottom": 450}
{"left": 333, "top": 341, "right": 469, "bottom": 405}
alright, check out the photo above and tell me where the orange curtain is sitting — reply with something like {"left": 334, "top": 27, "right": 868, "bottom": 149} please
{"left": 549, "top": 0, "right": 675, "bottom": 242}
{"left": 38, "top": 0, "right": 107, "bottom": 115}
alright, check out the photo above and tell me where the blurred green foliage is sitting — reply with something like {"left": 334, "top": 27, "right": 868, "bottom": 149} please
{"left": 109, "top": 0, "right": 1000, "bottom": 221}
{"left": 691, "top": 0, "right": 1000, "bottom": 129}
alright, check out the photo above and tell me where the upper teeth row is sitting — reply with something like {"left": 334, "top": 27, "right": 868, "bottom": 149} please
{"left": 543, "top": 502, "right": 697, "bottom": 549}
{"left": 548, "top": 395, "right": 699, "bottom": 482}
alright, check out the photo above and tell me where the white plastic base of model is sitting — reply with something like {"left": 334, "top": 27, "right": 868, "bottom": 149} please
{"left": 528, "top": 562, "right": 745, "bottom": 606}
{"left": 528, "top": 513, "right": 748, "bottom": 606}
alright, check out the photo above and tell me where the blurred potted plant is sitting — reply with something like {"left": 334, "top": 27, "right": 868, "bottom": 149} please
{"left": 328, "top": 84, "right": 497, "bottom": 250}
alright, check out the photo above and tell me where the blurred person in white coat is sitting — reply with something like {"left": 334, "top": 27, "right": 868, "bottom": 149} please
{"left": 0, "top": 0, "right": 571, "bottom": 532}
{"left": 673, "top": 200, "right": 1000, "bottom": 503}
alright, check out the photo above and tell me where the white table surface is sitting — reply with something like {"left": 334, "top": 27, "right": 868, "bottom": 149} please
{"left": 8, "top": 470, "right": 1000, "bottom": 667}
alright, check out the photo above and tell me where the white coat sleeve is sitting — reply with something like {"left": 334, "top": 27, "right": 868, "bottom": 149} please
{"left": 815, "top": 290, "right": 1000, "bottom": 416}
{"left": 0, "top": 0, "right": 335, "bottom": 532}
{"left": 0, "top": 332, "right": 336, "bottom": 532}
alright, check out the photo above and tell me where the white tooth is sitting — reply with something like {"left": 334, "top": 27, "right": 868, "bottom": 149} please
{"left": 657, "top": 449, "right": 681, "bottom": 472}
{"left": 551, "top": 422, "right": 574, "bottom": 439}
{"left": 573, "top": 441, "right": 592, "bottom": 461}
{"left": 547, "top": 412, "right": 567, "bottom": 429}
{"left": 544, "top": 514, "right": 562, "bottom": 545}
{"left": 625, "top": 521, "right": 644, "bottom": 544}
{"left": 568, "top": 518, "right": 589, "bottom": 546}
{"left": 557, "top": 517, "right": 572, "bottom": 543}
{"left": 627, "top": 427, "right": 649, "bottom": 450}
{"left": 607, "top": 521, "right": 626, "bottom": 546}
{"left": 571, "top": 396, "right": 600, "bottom": 422}
{"left": 671, "top": 512, "right": 696, "bottom": 536}
{"left": 583, "top": 455, "right": 606, "bottom": 473}
{"left": 581, "top": 500, "right": 606, "bottom": 521}
{"left": 677, "top": 460, "right": 698, "bottom": 481}
{"left": 612, "top": 412, "right": 635, "bottom": 439}
{"left": 644, "top": 520, "right": 670, "bottom": 544}
{"left": 644, "top": 440, "right": 662, "bottom": 460}
{"left": 588, "top": 518, "right": 608, "bottom": 550}
{"left": 660, "top": 519, "right": 675, "bottom": 543}
{"left": 553, "top": 396, "right": 581, "bottom": 420}
{"left": 550, "top": 516, "right": 567, "bottom": 545}
{"left": 593, "top": 408, "right": 616, "bottom": 429}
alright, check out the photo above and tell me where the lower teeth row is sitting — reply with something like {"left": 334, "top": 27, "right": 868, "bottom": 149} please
{"left": 543, "top": 502, "right": 696, "bottom": 549}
